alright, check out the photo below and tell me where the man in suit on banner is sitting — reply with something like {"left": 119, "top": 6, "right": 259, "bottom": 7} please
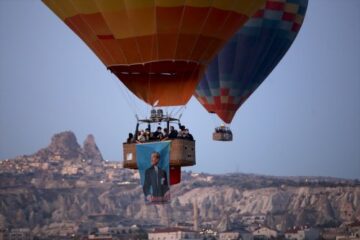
{"left": 143, "top": 151, "right": 170, "bottom": 203}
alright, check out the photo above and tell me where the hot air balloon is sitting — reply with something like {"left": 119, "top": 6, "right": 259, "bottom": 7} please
{"left": 42, "top": 0, "right": 266, "bottom": 187}
{"left": 194, "top": 0, "right": 308, "bottom": 141}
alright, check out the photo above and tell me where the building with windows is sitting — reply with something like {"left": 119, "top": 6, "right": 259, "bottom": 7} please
{"left": 148, "top": 227, "right": 201, "bottom": 240}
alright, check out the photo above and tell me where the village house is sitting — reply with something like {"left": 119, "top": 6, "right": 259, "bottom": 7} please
{"left": 148, "top": 227, "right": 201, "bottom": 240}
{"left": 285, "top": 226, "right": 320, "bottom": 240}
{"left": 252, "top": 226, "right": 278, "bottom": 240}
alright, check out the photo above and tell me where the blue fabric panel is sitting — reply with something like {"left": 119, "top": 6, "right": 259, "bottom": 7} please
{"left": 136, "top": 141, "right": 170, "bottom": 186}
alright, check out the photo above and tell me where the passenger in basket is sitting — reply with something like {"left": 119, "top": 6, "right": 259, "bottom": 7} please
{"left": 153, "top": 126, "right": 164, "bottom": 140}
{"left": 168, "top": 126, "right": 178, "bottom": 139}
{"left": 137, "top": 130, "right": 146, "bottom": 143}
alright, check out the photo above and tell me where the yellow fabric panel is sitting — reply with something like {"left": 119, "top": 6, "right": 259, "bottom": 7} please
{"left": 93, "top": 0, "right": 127, "bottom": 12}
{"left": 97, "top": 11, "right": 134, "bottom": 39}
{"left": 185, "top": 0, "right": 213, "bottom": 8}
{"left": 284, "top": 3, "right": 300, "bottom": 13}
{"left": 295, "top": 14, "right": 305, "bottom": 24}
{"left": 97, "top": 1, "right": 156, "bottom": 38}
{"left": 67, "top": 0, "right": 99, "bottom": 14}
{"left": 156, "top": 0, "right": 186, "bottom": 7}
{"left": 44, "top": 0, "right": 266, "bottom": 20}
{"left": 122, "top": 0, "right": 155, "bottom": 9}
{"left": 232, "top": 0, "right": 266, "bottom": 16}
{"left": 212, "top": 0, "right": 238, "bottom": 11}
{"left": 42, "top": 0, "right": 96, "bottom": 20}
{"left": 124, "top": 7, "right": 156, "bottom": 37}
{"left": 42, "top": 0, "right": 75, "bottom": 20}
{"left": 42, "top": 0, "right": 67, "bottom": 21}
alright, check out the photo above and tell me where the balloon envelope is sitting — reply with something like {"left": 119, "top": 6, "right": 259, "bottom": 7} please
{"left": 195, "top": 0, "right": 308, "bottom": 123}
{"left": 43, "top": 0, "right": 266, "bottom": 106}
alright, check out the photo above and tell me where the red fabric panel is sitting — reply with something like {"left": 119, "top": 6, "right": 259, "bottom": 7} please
{"left": 282, "top": 12, "right": 296, "bottom": 22}
{"left": 220, "top": 88, "right": 230, "bottom": 96}
{"left": 170, "top": 166, "right": 181, "bottom": 185}
{"left": 266, "top": 1, "right": 284, "bottom": 11}
{"left": 97, "top": 34, "right": 115, "bottom": 40}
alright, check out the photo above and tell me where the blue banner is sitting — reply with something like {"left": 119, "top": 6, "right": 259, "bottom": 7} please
{"left": 136, "top": 141, "right": 170, "bottom": 203}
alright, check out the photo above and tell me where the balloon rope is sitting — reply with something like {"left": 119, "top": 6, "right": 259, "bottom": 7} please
{"left": 173, "top": 105, "right": 186, "bottom": 119}
{"left": 111, "top": 75, "right": 143, "bottom": 119}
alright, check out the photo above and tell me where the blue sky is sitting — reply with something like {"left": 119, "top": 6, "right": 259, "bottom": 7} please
{"left": 0, "top": 0, "right": 359, "bottom": 179}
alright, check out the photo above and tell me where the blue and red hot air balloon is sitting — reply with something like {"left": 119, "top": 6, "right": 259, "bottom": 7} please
{"left": 195, "top": 0, "right": 308, "bottom": 139}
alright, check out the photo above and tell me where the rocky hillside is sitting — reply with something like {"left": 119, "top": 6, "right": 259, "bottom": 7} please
{"left": 0, "top": 131, "right": 359, "bottom": 236}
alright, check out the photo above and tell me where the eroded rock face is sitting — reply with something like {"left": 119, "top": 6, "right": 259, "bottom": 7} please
{"left": 83, "top": 134, "right": 103, "bottom": 164}
{"left": 0, "top": 173, "right": 359, "bottom": 233}
{"left": 0, "top": 131, "right": 359, "bottom": 235}
{"left": 34, "top": 131, "right": 82, "bottom": 160}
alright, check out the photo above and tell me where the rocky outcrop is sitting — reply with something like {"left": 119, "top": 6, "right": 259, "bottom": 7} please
{"left": 0, "top": 131, "right": 359, "bottom": 235}
{"left": 47, "top": 131, "right": 81, "bottom": 159}
{"left": 0, "top": 172, "right": 359, "bottom": 233}
{"left": 83, "top": 134, "right": 103, "bottom": 165}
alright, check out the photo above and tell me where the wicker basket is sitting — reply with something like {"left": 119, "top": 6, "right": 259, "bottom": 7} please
{"left": 122, "top": 139, "right": 196, "bottom": 169}
{"left": 213, "top": 132, "right": 233, "bottom": 141}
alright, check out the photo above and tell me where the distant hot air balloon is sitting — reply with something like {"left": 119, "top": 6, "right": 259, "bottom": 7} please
{"left": 43, "top": 0, "right": 265, "bottom": 107}
{"left": 195, "top": 0, "right": 308, "bottom": 140}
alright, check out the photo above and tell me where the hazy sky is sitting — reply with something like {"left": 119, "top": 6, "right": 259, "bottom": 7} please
{"left": 0, "top": 0, "right": 359, "bottom": 179}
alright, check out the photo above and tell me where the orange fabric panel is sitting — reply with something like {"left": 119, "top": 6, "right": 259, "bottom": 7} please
{"left": 65, "top": 16, "right": 114, "bottom": 65}
{"left": 79, "top": 13, "right": 112, "bottom": 36}
{"left": 156, "top": 7, "right": 184, "bottom": 33}
{"left": 176, "top": 7, "right": 212, "bottom": 35}
{"left": 134, "top": 35, "right": 157, "bottom": 63}
{"left": 116, "top": 38, "right": 142, "bottom": 64}
{"left": 173, "top": 34, "right": 199, "bottom": 60}
{"left": 190, "top": 36, "right": 222, "bottom": 62}
{"left": 156, "top": 34, "right": 179, "bottom": 59}
{"left": 109, "top": 61, "right": 204, "bottom": 106}
{"left": 201, "top": 8, "right": 231, "bottom": 38}
{"left": 219, "top": 12, "right": 248, "bottom": 40}
{"left": 98, "top": 39, "right": 127, "bottom": 64}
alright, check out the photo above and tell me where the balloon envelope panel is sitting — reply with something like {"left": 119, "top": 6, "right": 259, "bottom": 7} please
{"left": 195, "top": 0, "right": 308, "bottom": 123}
{"left": 43, "top": 0, "right": 266, "bottom": 106}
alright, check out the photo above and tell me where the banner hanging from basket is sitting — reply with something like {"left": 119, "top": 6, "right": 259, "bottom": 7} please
{"left": 136, "top": 141, "right": 170, "bottom": 204}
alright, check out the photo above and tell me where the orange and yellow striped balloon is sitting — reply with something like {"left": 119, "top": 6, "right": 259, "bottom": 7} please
{"left": 43, "top": 0, "right": 265, "bottom": 106}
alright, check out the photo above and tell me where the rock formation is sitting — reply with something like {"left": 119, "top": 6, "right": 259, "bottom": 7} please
{"left": 0, "top": 131, "right": 359, "bottom": 236}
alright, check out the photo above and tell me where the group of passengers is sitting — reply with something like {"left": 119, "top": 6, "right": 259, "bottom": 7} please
{"left": 215, "top": 125, "right": 232, "bottom": 134}
{"left": 126, "top": 125, "right": 194, "bottom": 144}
